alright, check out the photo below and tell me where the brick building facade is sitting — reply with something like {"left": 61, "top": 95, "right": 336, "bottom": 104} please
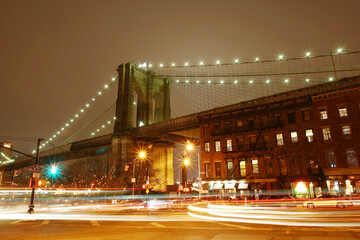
{"left": 199, "top": 77, "right": 360, "bottom": 195}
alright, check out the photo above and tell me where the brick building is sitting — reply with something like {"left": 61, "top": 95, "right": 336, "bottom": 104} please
{"left": 199, "top": 76, "right": 360, "bottom": 196}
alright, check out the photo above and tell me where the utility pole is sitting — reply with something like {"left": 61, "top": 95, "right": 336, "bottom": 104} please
{"left": 27, "top": 138, "right": 42, "bottom": 214}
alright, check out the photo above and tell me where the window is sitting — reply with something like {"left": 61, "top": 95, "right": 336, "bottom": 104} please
{"left": 274, "top": 114, "right": 282, "bottom": 125}
{"left": 338, "top": 106, "right": 348, "bottom": 117}
{"left": 248, "top": 118, "right": 255, "bottom": 130}
{"left": 261, "top": 116, "right": 268, "bottom": 127}
{"left": 225, "top": 122, "right": 231, "bottom": 133}
{"left": 276, "top": 133, "right": 284, "bottom": 145}
{"left": 263, "top": 135, "right": 269, "bottom": 148}
{"left": 322, "top": 128, "right": 331, "bottom": 140}
{"left": 249, "top": 135, "right": 256, "bottom": 148}
{"left": 236, "top": 119, "right": 243, "bottom": 128}
{"left": 347, "top": 150, "right": 358, "bottom": 167}
{"left": 305, "top": 129, "right": 314, "bottom": 142}
{"left": 319, "top": 109, "right": 328, "bottom": 120}
{"left": 204, "top": 142, "right": 210, "bottom": 152}
{"left": 237, "top": 136, "right": 244, "bottom": 150}
{"left": 240, "top": 160, "right": 246, "bottom": 177}
{"left": 287, "top": 112, "right": 296, "bottom": 124}
{"left": 213, "top": 123, "right": 220, "bottom": 134}
{"left": 302, "top": 110, "right": 311, "bottom": 121}
{"left": 326, "top": 151, "right": 336, "bottom": 168}
{"left": 252, "top": 159, "right": 259, "bottom": 174}
{"left": 342, "top": 125, "right": 351, "bottom": 135}
{"left": 215, "top": 162, "right": 222, "bottom": 177}
{"left": 279, "top": 158, "right": 287, "bottom": 175}
{"left": 226, "top": 139, "right": 232, "bottom": 152}
{"left": 215, "top": 140, "right": 221, "bottom": 152}
{"left": 205, "top": 163, "right": 211, "bottom": 178}
{"left": 290, "top": 131, "right": 298, "bottom": 143}
{"left": 203, "top": 125, "right": 209, "bottom": 135}
{"left": 227, "top": 160, "right": 233, "bottom": 178}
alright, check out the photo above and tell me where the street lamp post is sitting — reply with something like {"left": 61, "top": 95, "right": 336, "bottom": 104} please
{"left": 132, "top": 150, "right": 147, "bottom": 198}
{"left": 182, "top": 156, "right": 190, "bottom": 188}
{"left": 132, "top": 159, "right": 136, "bottom": 198}
{"left": 28, "top": 138, "right": 42, "bottom": 214}
{"left": 185, "top": 141, "right": 202, "bottom": 199}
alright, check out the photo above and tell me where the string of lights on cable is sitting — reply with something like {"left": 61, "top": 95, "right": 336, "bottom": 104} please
{"left": 33, "top": 77, "right": 118, "bottom": 154}
{"left": 138, "top": 47, "right": 348, "bottom": 69}
{"left": 90, "top": 116, "right": 117, "bottom": 137}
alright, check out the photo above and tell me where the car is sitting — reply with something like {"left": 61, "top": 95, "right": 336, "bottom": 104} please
{"left": 302, "top": 195, "right": 353, "bottom": 209}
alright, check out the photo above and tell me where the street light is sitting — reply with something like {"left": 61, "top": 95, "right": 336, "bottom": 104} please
{"left": 132, "top": 150, "right": 147, "bottom": 198}
{"left": 182, "top": 156, "right": 190, "bottom": 188}
{"left": 185, "top": 140, "right": 202, "bottom": 198}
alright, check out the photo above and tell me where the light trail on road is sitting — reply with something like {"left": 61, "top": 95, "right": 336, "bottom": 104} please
{"left": 188, "top": 204, "right": 360, "bottom": 227}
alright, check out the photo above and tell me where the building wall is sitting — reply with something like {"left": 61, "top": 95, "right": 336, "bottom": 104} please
{"left": 199, "top": 86, "right": 360, "bottom": 191}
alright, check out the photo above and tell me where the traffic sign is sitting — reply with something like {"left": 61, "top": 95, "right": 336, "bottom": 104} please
{"left": 131, "top": 178, "right": 136, "bottom": 183}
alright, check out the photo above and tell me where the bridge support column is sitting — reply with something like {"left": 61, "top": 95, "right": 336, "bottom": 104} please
{"left": 110, "top": 136, "right": 133, "bottom": 185}
{"left": 151, "top": 144, "right": 174, "bottom": 191}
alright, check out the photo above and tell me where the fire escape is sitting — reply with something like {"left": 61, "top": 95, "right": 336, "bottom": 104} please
{"left": 213, "top": 119, "right": 284, "bottom": 179}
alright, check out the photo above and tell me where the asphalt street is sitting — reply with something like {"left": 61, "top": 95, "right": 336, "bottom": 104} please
{"left": 1, "top": 208, "right": 360, "bottom": 240}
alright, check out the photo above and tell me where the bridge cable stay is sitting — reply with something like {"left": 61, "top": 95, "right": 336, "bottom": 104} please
{"left": 149, "top": 51, "right": 360, "bottom": 119}
{"left": 58, "top": 102, "right": 117, "bottom": 146}
{"left": 38, "top": 77, "right": 118, "bottom": 152}
{"left": 38, "top": 50, "right": 360, "bottom": 155}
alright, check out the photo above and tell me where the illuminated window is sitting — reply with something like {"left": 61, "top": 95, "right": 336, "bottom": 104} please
{"left": 215, "top": 162, "right": 222, "bottom": 177}
{"left": 215, "top": 140, "right": 221, "bottom": 152}
{"left": 204, "top": 142, "right": 210, "bottom": 152}
{"left": 205, "top": 163, "right": 210, "bottom": 178}
{"left": 342, "top": 125, "right": 351, "bottom": 135}
{"left": 322, "top": 128, "right": 331, "bottom": 140}
{"left": 302, "top": 110, "right": 311, "bottom": 121}
{"left": 236, "top": 119, "right": 243, "bottom": 128}
{"left": 290, "top": 131, "right": 298, "bottom": 143}
{"left": 276, "top": 133, "right": 284, "bottom": 145}
{"left": 339, "top": 106, "right": 348, "bottom": 117}
{"left": 326, "top": 151, "right": 336, "bottom": 168}
{"left": 240, "top": 161, "right": 246, "bottom": 177}
{"left": 252, "top": 160, "right": 259, "bottom": 174}
{"left": 227, "top": 160, "right": 233, "bottom": 178}
{"left": 319, "top": 109, "right": 328, "bottom": 120}
{"left": 347, "top": 150, "right": 358, "bottom": 167}
{"left": 226, "top": 139, "right": 232, "bottom": 152}
{"left": 305, "top": 129, "right": 314, "bottom": 142}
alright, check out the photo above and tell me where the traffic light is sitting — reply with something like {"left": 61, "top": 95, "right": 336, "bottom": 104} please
{"left": 13, "top": 170, "right": 19, "bottom": 177}
{"left": 50, "top": 166, "right": 58, "bottom": 175}
{"left": 37, "top": 179, "right": 46, "bottom": 187}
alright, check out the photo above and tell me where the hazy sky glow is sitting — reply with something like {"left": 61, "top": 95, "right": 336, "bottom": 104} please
{"left": 1, "top": 0, "right": 359, "bottom": 154}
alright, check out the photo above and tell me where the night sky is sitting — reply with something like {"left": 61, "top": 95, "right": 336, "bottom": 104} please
{"left": 1, "top": 0, "right": 359, "bottom": 156}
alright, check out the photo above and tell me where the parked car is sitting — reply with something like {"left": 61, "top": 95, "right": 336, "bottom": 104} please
{"left": 302, "top": 195, "right": 353, "bottom": 209}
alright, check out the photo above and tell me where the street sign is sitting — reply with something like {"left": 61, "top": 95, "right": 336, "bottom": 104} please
{"left": 146, "top": 189, "right": 149, "bottom": 194}
{"left": 131, "top": 178, "right": 136, "bottom": 183}
{"left": 32, "top": 172, "right": 40, "bottom": 178}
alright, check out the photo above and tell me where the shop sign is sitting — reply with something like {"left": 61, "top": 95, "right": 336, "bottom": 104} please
{"left": 213, "top": 183, "right": 223, "bottom": 190}
{"left": 238, "top": 183, "right": 248, "bottom": 189}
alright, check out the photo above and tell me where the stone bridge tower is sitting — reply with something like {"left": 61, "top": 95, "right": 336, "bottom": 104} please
{"left": 111, "top": 63, "right": 173, "bottom": 190}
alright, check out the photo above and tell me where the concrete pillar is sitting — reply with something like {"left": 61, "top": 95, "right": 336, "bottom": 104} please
{"left": 151, "top": 146, "right": 174, "bottom": 191}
